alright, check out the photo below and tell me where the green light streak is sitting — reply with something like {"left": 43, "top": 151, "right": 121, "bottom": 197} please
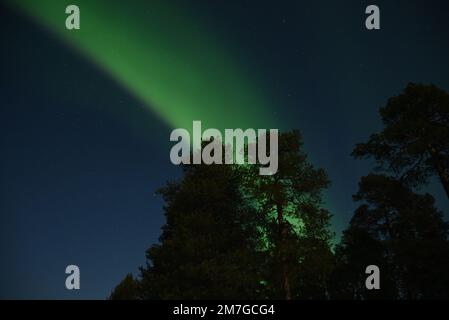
{"left": 7, "top": 0, "right": 337, "bottom": 230}
{"left": 9, "top": 0, "right": 278, "bottom": 132}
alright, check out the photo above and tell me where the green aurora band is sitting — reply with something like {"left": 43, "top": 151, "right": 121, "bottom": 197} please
{"left": 9, "top": 0, "right": 279, "bottom": 132}
{"left": 7, "top": 0, "right": 335, "bottom": 232}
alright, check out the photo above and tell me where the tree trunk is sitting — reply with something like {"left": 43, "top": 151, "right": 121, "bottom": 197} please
{"left": 428, "top": 144, "right": 449, "bottom": 199}
{"left": 277, "top": 202, "right": 292, "bottom": 300}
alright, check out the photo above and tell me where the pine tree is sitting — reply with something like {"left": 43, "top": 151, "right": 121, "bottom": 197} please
{"left": 352, "top": 83, "right": 449, "bottom": 198}
{"left": 139, "top": 163, "right": 265, "bottom": 299}
{"left": 243, "top": 130, "right": 333, "bottom": 299}
{"left": 333, "top": 174, "right": 449, "bottom": 299}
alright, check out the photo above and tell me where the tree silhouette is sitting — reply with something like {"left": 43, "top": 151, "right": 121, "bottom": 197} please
{"left": 243, "top": 130, "right": 333, "bottom": 299}
{"left": 352, "top": 83, "right": 449, "bottom": 198}
{"left": 332, "top": 174, "right": 449, "bottom": 299}
{"left": 138, "top": 163, "right": 265, "bottom": 299}
{"left": 330, "top": 226, "right": 397, "bottom": 299}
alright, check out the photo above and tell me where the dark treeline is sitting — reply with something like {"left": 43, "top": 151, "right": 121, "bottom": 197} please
{"left": 110, "top": 83, "right": 449, "bottom": 300}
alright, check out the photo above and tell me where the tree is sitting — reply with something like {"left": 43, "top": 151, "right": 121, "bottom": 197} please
{"left": 113, "top": 130, "right": 334, "bottom": 300}
{"left": 352, "top": 83, "right": 449, "bottom": 198}
{"left": 109, "top": 273, "right": 140, "bottom": 300}
{"left": 333, "top": 174, "right": 449, "bottom": 299}
{"left": 243, "top": 130, "right": 333, "bottom": 299}
{"left": 139, "top": 163, "right": 265, "bottom": 299}
{"left": 330, "top": 226, "right": 397, "bottom": 299}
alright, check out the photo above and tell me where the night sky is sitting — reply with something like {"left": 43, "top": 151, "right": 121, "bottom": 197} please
{"left": 1, "top": 0, "right": 448, "bottom": 299}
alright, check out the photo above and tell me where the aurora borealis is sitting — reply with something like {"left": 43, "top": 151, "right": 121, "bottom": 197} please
{"left": 1, "top": 0, "right": 448, "bottom": 299}
{"left": 9, "top": 0, "right": 278, "bottom": 131}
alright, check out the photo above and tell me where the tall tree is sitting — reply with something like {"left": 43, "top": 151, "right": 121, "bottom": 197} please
{"left": 333, "top": 174, "right": 449, "bottom": 299}
{"left": 352, "top": 83, "right": 449, "bottom": 198}
{"left": 139, "top": 163, "right": 265, "bottom": 299}
{"left": 244, "top": 130, "right": 333, "bottom": 299}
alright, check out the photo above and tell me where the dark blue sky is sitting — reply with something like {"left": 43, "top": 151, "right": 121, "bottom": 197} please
{"left": 1, "top": 0, "right": 448, "bottom": 299}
